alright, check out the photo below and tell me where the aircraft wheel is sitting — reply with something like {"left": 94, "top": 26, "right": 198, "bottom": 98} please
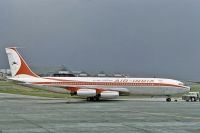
{"left": 90, "top": 97, "right": 94, "bottom": 101}
{"left": 87, "top": 97, "right": 94, "bottom": 101}
{"left": 86, "top": 97, "right": 91, "bottom": 101}
{"left": 93, "top": 96, "right": 100, "bottom": 102}
{"left": 166, "top": 98, "right": 171, "bottom": 102}
{"left": 93, "top": 97, "right": 97, "bottom": 101}
{"left": 87, "top": 97, "right": 100, "bottom": 102}
{"left": 190, "top": 97, "right": 194, "bottom": 102}
{"left": 96, "top": 96, "right": 100, "bottom": 101}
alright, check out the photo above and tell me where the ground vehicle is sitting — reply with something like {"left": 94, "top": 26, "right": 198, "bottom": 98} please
{"left": 182, "top": 92, "right": 200, "bottom": 102}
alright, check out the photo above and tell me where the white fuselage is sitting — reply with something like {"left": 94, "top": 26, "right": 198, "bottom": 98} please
{"left": 5, "top": 47, "right": 191, "bottom": 101}
{"left": 10, "top": 77, "right": 190, "bottom": 96}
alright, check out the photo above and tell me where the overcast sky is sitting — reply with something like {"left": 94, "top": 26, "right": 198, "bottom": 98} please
{"left": 0, "top": 0, "right": 200, "bottom": 80}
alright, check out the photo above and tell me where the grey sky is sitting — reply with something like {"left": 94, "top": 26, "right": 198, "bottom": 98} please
{"left": 0, "top": 0, "right": 200, "bottom": 80}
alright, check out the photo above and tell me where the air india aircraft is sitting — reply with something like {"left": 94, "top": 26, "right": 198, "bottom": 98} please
{"left": 5, "top": 47, "right": 190, "bottom": 102}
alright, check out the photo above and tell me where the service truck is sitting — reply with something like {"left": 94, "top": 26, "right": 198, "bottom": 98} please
{"left": 182, "top": 92, "right": 200, "bottom": 102}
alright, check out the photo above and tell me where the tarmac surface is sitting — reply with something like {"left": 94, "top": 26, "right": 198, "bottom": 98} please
{"left": 0, "top": 93, "right": 200, "bottom": 133}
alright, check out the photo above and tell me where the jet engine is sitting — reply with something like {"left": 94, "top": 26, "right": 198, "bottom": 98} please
{"left": 76, "top": 89, "right": 96, "bottom": 97}
{"left": 71, "top": 89, "right": 119, "bottom": 101}
{"left": 100, "top": 91, "right": 119, "bottom": 99}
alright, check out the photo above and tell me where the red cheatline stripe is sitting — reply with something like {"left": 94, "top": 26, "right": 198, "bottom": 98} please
{"left": 31, "top": 81, "right": 186, "bottom": 89}
{"left": 42, "top": 77, "right": 155, "bottom": 83}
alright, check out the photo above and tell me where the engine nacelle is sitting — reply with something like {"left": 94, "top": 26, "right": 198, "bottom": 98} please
{"left": 100, "top": 91, "right": 119, "bottom": 99}
{"left": 76, "top": 89, "right": 96, "bottom": 97}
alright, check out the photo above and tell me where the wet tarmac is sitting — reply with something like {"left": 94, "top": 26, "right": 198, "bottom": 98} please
{"left": 0, "top": 93, "right": 200, "bottom": 133}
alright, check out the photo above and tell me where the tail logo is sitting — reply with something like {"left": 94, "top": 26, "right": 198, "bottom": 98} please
{"left": 5, "top": 47, "right": 39, "bottom": 78}
{"left": 12, "top": 61, "right": 17, "bottom": 65}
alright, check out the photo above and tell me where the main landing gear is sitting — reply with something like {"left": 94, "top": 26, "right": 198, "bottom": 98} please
{"left": 86, "top": 96, "right": 100, "bottom": 102}
{"left": 166, "top": 97, "right": 171, "bottom": 102}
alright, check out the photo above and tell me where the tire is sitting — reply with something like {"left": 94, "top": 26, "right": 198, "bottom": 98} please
{"left": 93, "top": 97, "right": 97, "bottom": 102}
{"left": 86, "top": 97, "right": 91, "bottom": 101}
{"left": 86, "top": 97, "right": 94, "bottom": 101}
{"left": 96, "top": 96, "right": 100, "bottom": 101}
{"left": 93, "top": 96, "right": 100, "bottom": 102}
{"left": 190, "top": 97, "right": 194, "bottom": 102}
{"left": 166, "top": 98, "right": 171, "bottom": 102}
{"left": 90, "top": 97, "right": 94, "bottom": 101}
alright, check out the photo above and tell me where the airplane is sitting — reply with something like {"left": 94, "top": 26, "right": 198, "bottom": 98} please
{"left": 5, "top": 47, "right": 190, "bottom": 102}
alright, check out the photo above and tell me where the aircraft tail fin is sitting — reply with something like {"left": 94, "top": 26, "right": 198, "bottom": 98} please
{"left": 5, "top": 47, "right": 39, "bottom": 78}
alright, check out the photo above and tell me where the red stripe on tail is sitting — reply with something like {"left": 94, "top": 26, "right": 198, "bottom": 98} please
{"left": 11, "top": 48, "right": 38, "bottom": 77}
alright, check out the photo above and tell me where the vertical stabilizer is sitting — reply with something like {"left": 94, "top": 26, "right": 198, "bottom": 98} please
{"left": 5, "top": 47, "right": 39, "bottom": 78}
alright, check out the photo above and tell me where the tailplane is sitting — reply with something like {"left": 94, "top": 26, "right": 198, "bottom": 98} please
{"left": 5, "top": 47, "right": 39, "bottom": 78}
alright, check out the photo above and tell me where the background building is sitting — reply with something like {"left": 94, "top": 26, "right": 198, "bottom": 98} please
{"left": 0, "top": 65, "right": 129, "bottom": 78}
{"left": 0, "top": 69, "right": 10, "bottom": 80}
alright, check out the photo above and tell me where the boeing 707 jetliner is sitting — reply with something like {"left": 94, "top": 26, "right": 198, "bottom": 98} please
{"left": 5, "top": 47, "right": 190, "bottom": 102}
